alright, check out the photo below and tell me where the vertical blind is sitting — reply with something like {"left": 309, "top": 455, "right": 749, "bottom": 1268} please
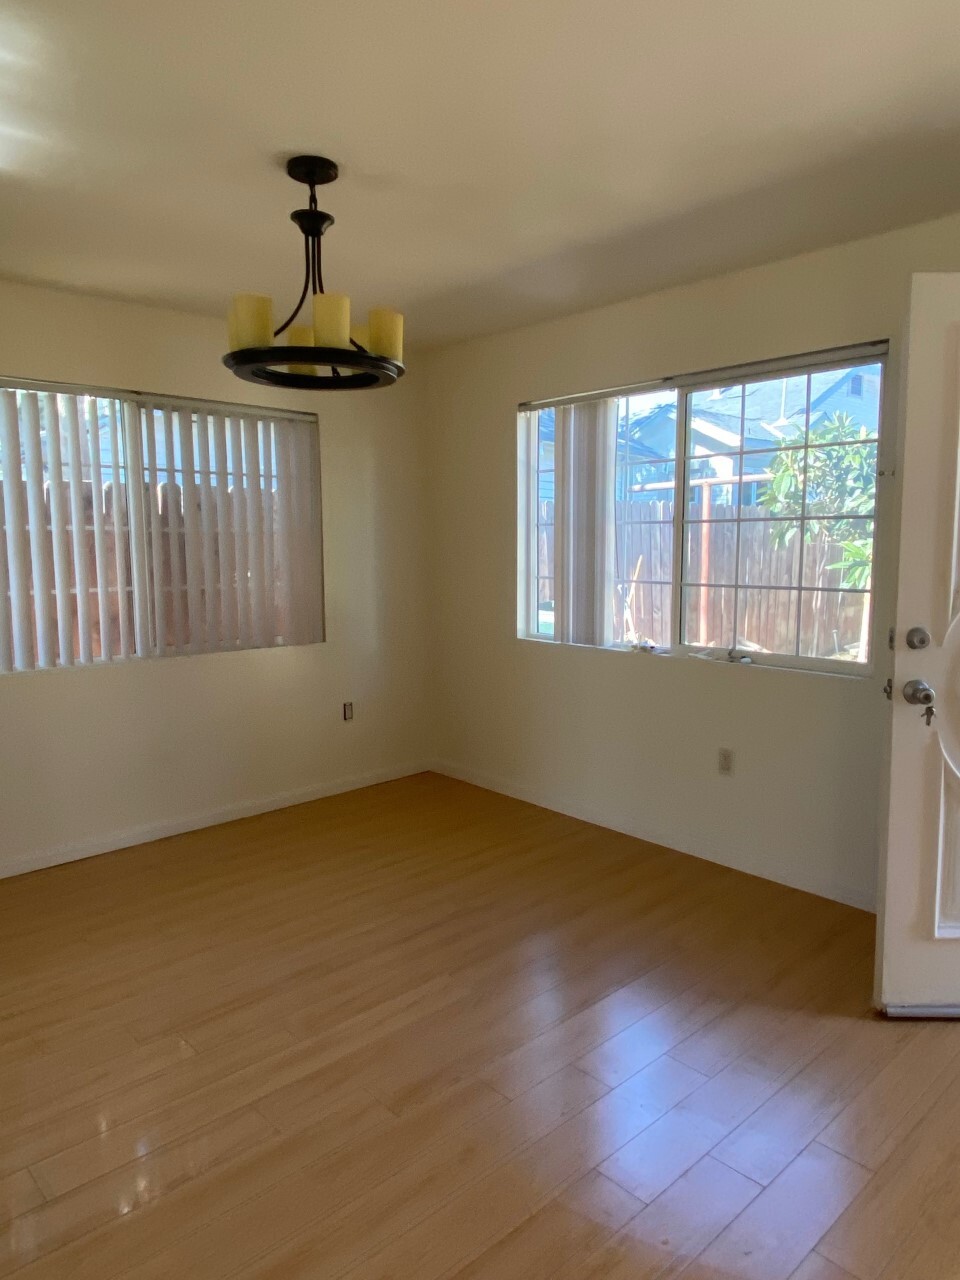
{"left": 520, "top": 400, "right": 616, "bottom": 647}
{"left": 0, "top": 384, "right": 324, "bottom": 673}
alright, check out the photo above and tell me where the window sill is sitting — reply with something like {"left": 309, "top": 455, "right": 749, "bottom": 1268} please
{"left": 516, "top": 634, "right": 876, "bottom": 680}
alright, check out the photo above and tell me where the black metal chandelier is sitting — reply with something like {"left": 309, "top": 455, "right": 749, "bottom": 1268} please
{"left": 223, "top": 155, "right": 404, "bottom": 392}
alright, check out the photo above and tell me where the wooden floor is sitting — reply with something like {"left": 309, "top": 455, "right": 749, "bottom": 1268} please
{"left": 1, "top": 774, "right": 958, "bottom": 1279}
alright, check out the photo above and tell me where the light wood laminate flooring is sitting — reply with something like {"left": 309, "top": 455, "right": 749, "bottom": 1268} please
{"left": 1, "top": 773, "right": 956, "bottom": 1279}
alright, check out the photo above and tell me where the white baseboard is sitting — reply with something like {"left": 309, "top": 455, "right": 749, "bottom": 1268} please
{"left": 3, "top": 762, "right": 432, "bottom": 881}
{"left": 883, "top": 1005, "right": 960, "bottom": 1018}
{"left": 7, "top": 758, "right": 876, "bottom": 915}
{"left": 429, "top": 759, "right": 876, "bottom": 914}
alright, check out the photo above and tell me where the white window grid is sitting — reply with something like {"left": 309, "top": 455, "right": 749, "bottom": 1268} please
{"left": 676, "top": 366, "right": 880, "bottom": 666}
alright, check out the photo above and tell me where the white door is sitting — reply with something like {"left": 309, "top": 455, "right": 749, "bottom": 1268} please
{"left": 878, "top": 273, "right": 960, "bottom": 1014}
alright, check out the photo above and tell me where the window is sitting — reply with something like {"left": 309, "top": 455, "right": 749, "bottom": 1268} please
{"left": 518, "top": 346, "right": 885, "bottom": 671}
{"left": 0, "top": 381, "right": 323, "bottom": 673}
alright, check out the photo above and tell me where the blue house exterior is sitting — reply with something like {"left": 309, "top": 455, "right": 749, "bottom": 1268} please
{"left": 538, "top": 363, "right": 882, "bottom": 508}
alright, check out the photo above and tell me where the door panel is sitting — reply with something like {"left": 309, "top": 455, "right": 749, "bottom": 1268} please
{"left": 879, "top": 273, "right": 960, "bottom": 1011}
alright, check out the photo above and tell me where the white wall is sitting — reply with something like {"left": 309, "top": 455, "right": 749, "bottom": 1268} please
{"left": 424, "top": 210, "right": 960, "bottom": 910}
{"left": 10, "top": 210, "right": 960, "bottom": 905}
{"left": 0, "top": 281, "right": 431, "bottom": 877}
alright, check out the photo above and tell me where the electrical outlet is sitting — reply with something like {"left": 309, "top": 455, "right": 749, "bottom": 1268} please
{"left": 343, "top": 702, "right": 354, "bottom": 722}
{"left": 718, "top": 747, "right": 734, "bottom": 776}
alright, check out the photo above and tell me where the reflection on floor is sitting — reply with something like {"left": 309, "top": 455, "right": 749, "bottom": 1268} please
{"left": 0, "top": 772, "right": 953, "bottom": 1278}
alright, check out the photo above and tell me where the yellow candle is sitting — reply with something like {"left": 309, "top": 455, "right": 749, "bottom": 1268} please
{"left": 350, "top": 322, "right": 370, "bottom": 351}
{"left": 369, "top": 308, "right": 403, "bottom": 364}
{"left": 313, "top": 293, "right": 350, "bottom": 349}
{"left": 227, "top": 302, "right": 240, "bottom": 352}
{"left": 285, "top": 322, "right": 315, "bottom": 375}
{"left": 232, "top": 294, "right": 274, "bottom": 348}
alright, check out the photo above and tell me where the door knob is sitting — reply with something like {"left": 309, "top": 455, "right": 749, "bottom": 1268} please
{"left": 903, "top": 679, "right": 936, "bottom": 706}
{"left": 906, "top": 626, "right": 931, "bottom": 650}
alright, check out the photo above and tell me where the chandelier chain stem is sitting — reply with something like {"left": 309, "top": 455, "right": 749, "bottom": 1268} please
{"left": 274, "top": 234, "right": 312, "bottom": 337}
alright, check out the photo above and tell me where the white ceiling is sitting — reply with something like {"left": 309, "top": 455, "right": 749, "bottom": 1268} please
{"left": 3, "top": 0, "right": 960, "bottom": 346}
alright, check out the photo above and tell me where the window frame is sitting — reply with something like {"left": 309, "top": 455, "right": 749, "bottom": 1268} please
{"left": 517, "top": 341, "right": 889, "bottom": 677}
{"left": 0, "top": 373, "right": 324, "bottom": 673}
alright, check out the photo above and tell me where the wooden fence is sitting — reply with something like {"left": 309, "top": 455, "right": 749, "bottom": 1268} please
{"left": 537, "top": 498, "right": 868, "bottom": 658}
{"left": 2, "top": 478, "right": 298, "bottom": 664}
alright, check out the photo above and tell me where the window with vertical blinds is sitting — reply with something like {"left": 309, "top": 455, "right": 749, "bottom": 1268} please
{"left": 0, "top": 381, "right": 324, "bottom": 673}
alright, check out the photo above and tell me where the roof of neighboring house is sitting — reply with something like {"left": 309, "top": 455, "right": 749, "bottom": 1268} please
{"left": 626, "top": 365, "right": 882, "bottom": 462}
{"left": 538, "top": 365, "right": 882, "bottom": 466}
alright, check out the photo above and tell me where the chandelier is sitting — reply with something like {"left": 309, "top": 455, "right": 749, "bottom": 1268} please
{"left": 224, "top": 155, "right": 404, "bottom": 391}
